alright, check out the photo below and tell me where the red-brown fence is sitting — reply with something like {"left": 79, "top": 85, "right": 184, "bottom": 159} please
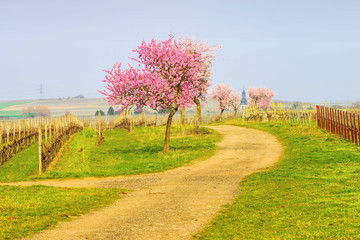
{"left": 317, "top": 106, "right": 360, "bottom": 146}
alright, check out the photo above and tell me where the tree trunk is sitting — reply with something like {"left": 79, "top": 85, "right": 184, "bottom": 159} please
{"left": 180, "top": 106, "right": 185, "bottom": 125}
{"left": 194, "top": 98, "right": 202, "bottom": 126}
{"left": 219, "top": 110, "right": 224, "bottom": 121}
{"left": 163, "top": 107, "right": 178, "bottom": 154}
{"left": 234, "top": 109, "right": 237, "bottom": 117}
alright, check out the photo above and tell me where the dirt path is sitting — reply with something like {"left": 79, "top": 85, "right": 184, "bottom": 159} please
{"left": 4, "top": 125, "right": 283, "bottom": 240}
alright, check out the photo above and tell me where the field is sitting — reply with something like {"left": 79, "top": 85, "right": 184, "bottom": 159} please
{"left": 1, "top": 105, "right": 360, "bottom": 239}
{"left": 0, "top": 101, "right": 32, "bottom": 117}
{"left": 0, "top": 101, "right": 32, "bottom": 110}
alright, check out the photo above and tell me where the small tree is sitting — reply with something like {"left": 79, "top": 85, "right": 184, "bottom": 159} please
{"left": 211, "top": 84, "right": 234, "bottom": 120}
{"left": 248, "top": 87, "right": 275, "bottom": 110}
{"left": 100, "top": 36, "right": 212, "bottom": 153}
{"left": 107, "top": 106, "right": 115, "bottom": 115}
{"left": 229, "top": 92, "right": 241, "bottom": 117}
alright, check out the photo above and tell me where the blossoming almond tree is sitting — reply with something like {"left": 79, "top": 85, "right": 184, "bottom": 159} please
{"left": 211, "top": 84, "right": 234, "bottom": 120}
{"left": 229, "top": 92, "right": 241, "bottom": 116}
{"left": 100, "top": 36, "right": 211, "bottom": 153}
{"left": 248, "top": 87, "right": 275, "bottom": 110}
{"left": 180, "top": 37, "right": 220, "bottom": 125}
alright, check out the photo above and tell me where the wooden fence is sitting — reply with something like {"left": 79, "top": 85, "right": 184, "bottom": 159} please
{"left": 317, "top": 106, "right": 360, "bottom": 146}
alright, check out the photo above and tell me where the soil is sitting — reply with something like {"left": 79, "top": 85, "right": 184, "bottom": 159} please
{"left": 3, "top": 125, "right": 283, "bottom": 240}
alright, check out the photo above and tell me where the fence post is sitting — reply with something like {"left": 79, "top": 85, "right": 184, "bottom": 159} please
{"left": 316, "top": 106, "right": 320, "bottom": 127}
{"left": 38, "top": 124, "right": 42, "bottom": 175}
{"left": 353, "top": 113, "right": 358, "bottom": 146}
{"left": 358, "top": 115, "right": 360, "bottom": 146}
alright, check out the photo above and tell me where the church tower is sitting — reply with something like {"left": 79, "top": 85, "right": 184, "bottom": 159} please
{"left": 240, "top": 88, "right": 247, "bottom": 110}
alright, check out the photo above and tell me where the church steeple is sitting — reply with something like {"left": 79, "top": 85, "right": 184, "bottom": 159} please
{"left": 241, "top": 88, "right": 247, "bottom": 105}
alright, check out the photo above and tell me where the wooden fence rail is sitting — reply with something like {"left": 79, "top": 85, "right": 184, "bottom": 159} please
{"left": 317, "top": 106, "right": 360, "bottom": 146}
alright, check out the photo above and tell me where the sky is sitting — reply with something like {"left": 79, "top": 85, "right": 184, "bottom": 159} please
{"left": 1, "top": 0, "right": 359, "bottom": 103}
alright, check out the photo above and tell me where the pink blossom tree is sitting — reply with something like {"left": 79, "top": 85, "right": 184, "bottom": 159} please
{"left": 100, "top": 36, "right": 210, "bottom": 153}
{"left": 180, "top": 37, "right": 220, "bottom": 124}
{"left": 248, "top": 87, "right": 275, "bottom": 110}
{"left": 229, "top": 92, "right": 241, "bottom": 116}
{"left": 211, "top": 84, "right": 234, "bottom": 120}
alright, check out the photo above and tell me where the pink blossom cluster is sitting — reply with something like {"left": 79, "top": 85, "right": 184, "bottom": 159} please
{"left": 248, "top": 87, "right": 275, "bottom": 110}
{"left": 179, "top": 37, "right": 221, "bottom": 99}
{"left": 99, "top": 36, "right": 217, "bottom": 112}
{"left": 211, "top": 84, "right": 234, "bottom": 111}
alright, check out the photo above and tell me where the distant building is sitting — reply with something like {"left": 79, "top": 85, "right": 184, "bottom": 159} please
{"left": 240, "top": 88, "right": 248, "bottom": 110}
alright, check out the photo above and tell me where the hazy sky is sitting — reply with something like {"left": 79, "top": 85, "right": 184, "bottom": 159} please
{"left": 1, "top": 0, "right": 359, "bottom": 102}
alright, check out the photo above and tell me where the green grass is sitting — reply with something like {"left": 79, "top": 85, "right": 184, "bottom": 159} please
{"left": 0, "top": 125, "right": 221, "bottom": 182}
{"left": 0, "top": 101, "right": 31, "bottom": 110}
{"left": 0, "top": 143, "right": 40, "bottom": 182}
{"left": 0, "top": 185, "right": 126, "bottom": 240}
{"left": 0, "top": 110, "right": 22, "bottom": 117}
{"left": 196, "top": 120, "right": 360, "bottom": 239}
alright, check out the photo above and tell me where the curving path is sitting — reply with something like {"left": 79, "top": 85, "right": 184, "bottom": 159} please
{"left": 4, "top": 125, "right": 283, "bottom": 240}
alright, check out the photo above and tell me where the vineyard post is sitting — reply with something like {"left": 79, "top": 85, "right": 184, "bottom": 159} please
{"left": 326, "top": 107, "right": 329, "bottom": 132}
{"left": 329, "top": 108, "right": 332, "bottom": 132}
{"left": 337, "top": 110, "right": 340, "bottom": 137}
{"left": 346, "top": 112, "right": 350, "bottom": 142}
{"left": 316, "top": 106, "right": 320, "bottom": 127}
{"left": 333, "top": 109, "right": 336, "bottom": 133}
{"left": 337, "top": 110, "right": 341, "bottom": 136}
{"left": 17, "top": 120, "right": 21, "bottom": 140}
{"left": 38, "top": 124, "right": 42, "bottom": 175}
{"left": 321, "top": 106, "right": 327, "bottom": 129}
{"left": 327, "top": 107, "right": 330, "bottom": 131}
{"left": 323, "top": 107, "right": 326, "bottom": 130}
{"left": 334, "top": 109, "right": 338, "bottom": 134}
{"left": 12, "top": 121, "right": 15, "bottom": 142}
{"left": 350, "top": 113, "right": 355, "bottom": 143}
{"left": 358, "top": 115, "right": 360, "bottom": 146}
{"left": 45, "top": 124, "right": 48, "bottom": 146}
{"left": 353, "top": 113, "right": 358, "bottom": 146}
{"left": 0, "top": 125, "right": 2, "bottom": 146}
{"left": 344, "top": 112, "right": 347, "bottom": 141}
{"left": 6, "top": 122, "right": 10, "bottom": 145}
{"left": 98, "top": 112, "right": 101, "bottom": 144}
{"left": 341, "top": 111, "right": 347, "bottom": 139}
{"left": 332, "top": 108, "right": 335, "bottom": 134}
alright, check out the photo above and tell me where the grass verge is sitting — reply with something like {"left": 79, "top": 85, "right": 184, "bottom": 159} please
{"left": 196, "top": 120, "right": 360, "bottom": 239}
{"left": 0, "top": 125, "right": 221, "bottom": 182}
{"left": 0, "top": 185, "right": 127, "bottom": 240}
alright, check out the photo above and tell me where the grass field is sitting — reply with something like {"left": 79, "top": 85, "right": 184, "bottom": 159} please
{"left": 0, "top": 110, "right": 22, "bottom": 117}
{"left": 196, "top": 120, "right": 360, "bottom": 239}
{"left": 0, "top": 101, "right": 31, "bottom": 110}
{"left": 0, "top": 125, "right": 221, "bottom": 182}
{"left": 0, "top": 185, "right": 126, "bottom": 239}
